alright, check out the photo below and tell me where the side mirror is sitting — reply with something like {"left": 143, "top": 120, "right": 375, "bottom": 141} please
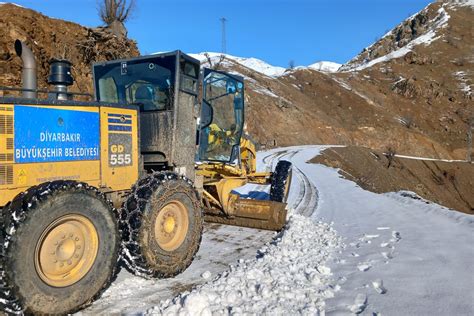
{"left": 226, "top": 81, "right": 236, "bottom": 94}
{"left": 200, "top": 100, "right": 213, "bottom": 128}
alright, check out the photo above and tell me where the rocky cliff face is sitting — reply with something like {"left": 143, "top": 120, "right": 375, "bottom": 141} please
{"left": 341, "top": 2, "right": 446, "bottom": 71}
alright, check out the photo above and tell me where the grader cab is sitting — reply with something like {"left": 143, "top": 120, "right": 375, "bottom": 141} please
{"left": 93, "top": 55, "right": 292, "bottom": 230}
{"left": 0, "top": 40, "right": 291, "bottom": 314}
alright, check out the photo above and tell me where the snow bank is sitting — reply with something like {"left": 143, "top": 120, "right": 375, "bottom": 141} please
{"left": 85, "top": 146, "right": 474, "bottom": 315}
{"left": 147, "top": 212, "right": 342, "bottom": 315}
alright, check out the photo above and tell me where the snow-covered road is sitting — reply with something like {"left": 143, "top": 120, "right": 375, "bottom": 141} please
{"left": 82, "top": 146, "right": 474, "bottom": 315}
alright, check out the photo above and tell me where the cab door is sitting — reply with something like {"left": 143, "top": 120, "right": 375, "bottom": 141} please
{"left": 198, "top": 69, "right": 244, "bottom": 163}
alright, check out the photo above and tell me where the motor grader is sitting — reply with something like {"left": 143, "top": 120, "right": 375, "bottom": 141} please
{"left": 0, "top": 40, "right": 292, "bottom": 314}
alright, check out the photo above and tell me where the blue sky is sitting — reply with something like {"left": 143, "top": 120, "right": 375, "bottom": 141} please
{"left": 12, "top": 0, "right": 433, "bottom": 67}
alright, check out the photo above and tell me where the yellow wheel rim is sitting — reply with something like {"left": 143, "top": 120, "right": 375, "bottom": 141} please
{"left": 154, "top": 200, "right": 189, "bottom": 252}
{"left": 35, "top": 214, "right": 99, "bottom": 288}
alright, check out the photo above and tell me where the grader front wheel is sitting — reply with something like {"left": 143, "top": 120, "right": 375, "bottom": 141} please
{"left": 121, "top": 172, "right": 203, "bottom": 279}
{"left": 154, "top": 200, "right": 190, "bottom": 252}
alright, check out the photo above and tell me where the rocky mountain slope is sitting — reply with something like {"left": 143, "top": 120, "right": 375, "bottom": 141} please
{"left": 197, "top": 1, "right": 473, "bottom": 160}
{"left": 0, "top": 1, "right": 472, "bottom": 161}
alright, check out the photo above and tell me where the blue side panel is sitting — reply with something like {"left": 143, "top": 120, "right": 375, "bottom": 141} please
{"left": 14, "top": 105, "right": 100, "bottom": 163}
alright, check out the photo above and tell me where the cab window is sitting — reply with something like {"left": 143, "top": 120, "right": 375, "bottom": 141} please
{"left": 94, "top": 55, "right": 176, "bottom": 111}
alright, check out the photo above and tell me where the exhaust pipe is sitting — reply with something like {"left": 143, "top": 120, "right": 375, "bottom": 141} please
{"left": 14, "top": 39, "right": 37, "bottom": 99}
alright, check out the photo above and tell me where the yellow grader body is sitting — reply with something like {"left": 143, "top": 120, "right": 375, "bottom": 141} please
{"left": 197, "top": 137, "right": 288, "bottom": 230}
{"left": 0, "top": 40, "right": 292, "bottom": 314}
{"left": 0, "top": 104, "right": 138, "bottom": 207}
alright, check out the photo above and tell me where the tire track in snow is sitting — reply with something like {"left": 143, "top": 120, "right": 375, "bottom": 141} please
{"left": 292, "top": 164, "right": 318, "bottom": 216}
{"left": 261, "top": 149, "right": 288, "bottom": 168}
{"left": 277, "top": 149, "right": 319, "bottom": 217}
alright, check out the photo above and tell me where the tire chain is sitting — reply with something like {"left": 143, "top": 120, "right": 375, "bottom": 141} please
{"left": 0, "top": 181, "right": 120, "bottom": 315}
{"left": 120, "top": 171, "right": 202, "bottom": 279}
{"left": 270, "top": 160, "right": 293, "bottom": 202}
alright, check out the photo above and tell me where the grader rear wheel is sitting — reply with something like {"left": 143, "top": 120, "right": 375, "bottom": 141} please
{"left": 121, "top": 172, "right": 203, "bottom": 279}
{"left": 0, "top": 181, "right": 119, "bottom": 315}
{"left": 34, "top": 214, "right": 99, "bottom": 288}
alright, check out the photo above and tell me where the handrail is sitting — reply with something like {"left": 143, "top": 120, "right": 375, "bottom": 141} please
{"left": 0, "top": 86, "right": 92, "bottom": 97}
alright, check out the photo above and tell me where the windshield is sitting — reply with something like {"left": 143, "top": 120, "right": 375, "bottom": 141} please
{"left": 199, "top": 71, "right": 244, "bottom": 162}
{"left": 93, "top": 55, "right": 176, "bottom": 111}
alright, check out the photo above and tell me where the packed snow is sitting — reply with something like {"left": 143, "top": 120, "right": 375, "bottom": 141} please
{"left": 83, "top": 146, "right": 474, "bottom": 315}
{"left": 81, "top": 224, "right": 275, "bottom": 314}
{"left": 449, "top": 0, "right": 474, "bottom": 8}
{"left": 389, "top": 152, "right": 467, "bottom": 163}
{"left": 454, "top": 70, "right": 472, "bottom": 97}
{"left": 331, "top": 76, "right": 380, "bottom": 107}
{"left": 253, "top": 87, "right": 279, "bottom": 98}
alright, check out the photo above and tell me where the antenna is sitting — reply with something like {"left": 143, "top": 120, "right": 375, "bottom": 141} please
{"left": 220, "top": 17, "right": 227, "bottom": 54}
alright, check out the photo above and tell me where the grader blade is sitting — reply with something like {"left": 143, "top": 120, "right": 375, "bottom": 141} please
{"left": 204, "top": 198, "right": 288, "bottom": 231}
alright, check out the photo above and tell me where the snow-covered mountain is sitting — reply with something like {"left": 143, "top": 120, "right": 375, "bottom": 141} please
{"left": 339, "top": 1, "right": 473, "bottom": 71}
{"left": 308, "top": 61, "right": 341, "bottom": 73}
{"left": 189, "top": 52, "right": 342, "bottom": 77}
{"left": 0, "top": 2, "right": 24, "bottom": 7}
{"left": 189, "top": 52, "right": 287, "bottom": 77}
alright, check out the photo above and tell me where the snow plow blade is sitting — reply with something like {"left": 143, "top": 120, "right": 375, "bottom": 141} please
{"left": 204, "top": 198, "right": 288, "bottom": 231}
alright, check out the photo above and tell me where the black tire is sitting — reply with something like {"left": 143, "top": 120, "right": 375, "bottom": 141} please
{"left": 120, "top": 172, "right": 203, "bottom": 279}
{"left": 0, "top": 181, "right": 120, "bottom": 315}
{"left": 270, "top": 160, "right": 293, "bottom": 203}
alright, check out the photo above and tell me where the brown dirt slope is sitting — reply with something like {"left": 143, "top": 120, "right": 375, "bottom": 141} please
{"left": 0, "top": 3, "right": 139, "bottom": 97}
{"left": 312, "top": 146, "right": 474, "bottom": 215}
